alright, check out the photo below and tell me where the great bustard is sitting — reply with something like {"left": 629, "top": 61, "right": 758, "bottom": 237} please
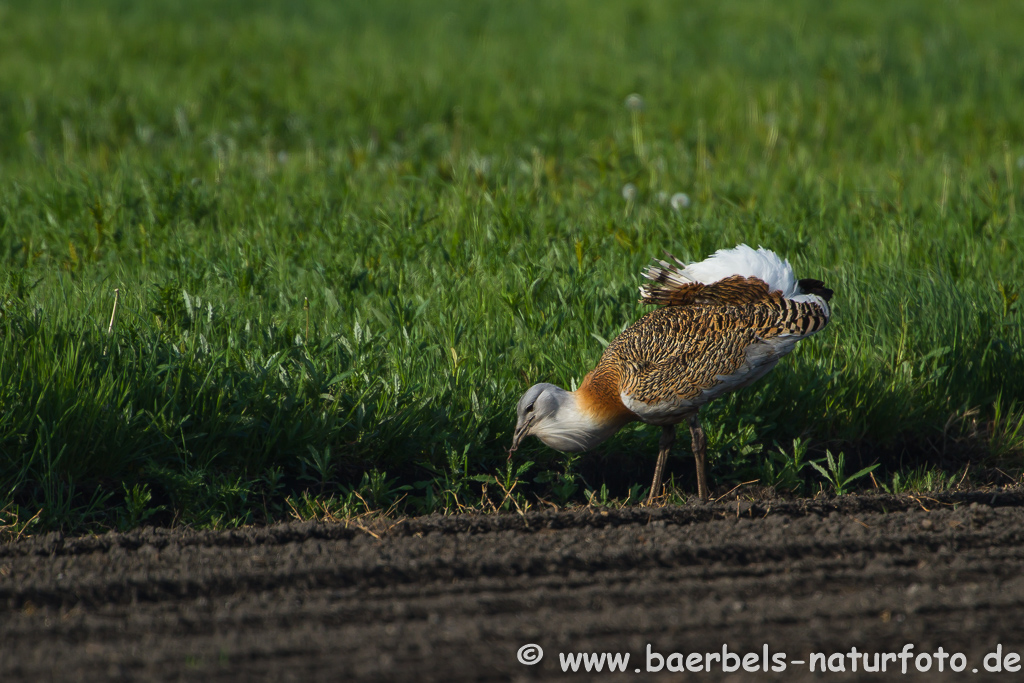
{"left": 510, "top": 244, "right": 833, "bottom": 505}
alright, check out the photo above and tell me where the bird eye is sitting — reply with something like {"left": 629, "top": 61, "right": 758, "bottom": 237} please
{"left": 526, "top": 403, "right": 535, "bottom": 413}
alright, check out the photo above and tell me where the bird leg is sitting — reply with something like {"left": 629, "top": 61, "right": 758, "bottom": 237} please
{"left": 646, "top": 424, "right": 676, "bottom": 506}
{"left": 689, "top": 414, "right": 709, "bottom": 502}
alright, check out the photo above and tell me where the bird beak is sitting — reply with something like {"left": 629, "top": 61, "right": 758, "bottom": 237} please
{"left": 510, "top": 417, "right": 533, "bottom": 452}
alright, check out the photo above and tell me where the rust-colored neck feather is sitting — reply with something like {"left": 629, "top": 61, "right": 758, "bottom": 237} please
{"left": 574, "top": 365, "right": 636, "bottom": 428}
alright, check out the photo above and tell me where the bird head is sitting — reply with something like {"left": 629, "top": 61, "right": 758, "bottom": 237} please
{"left": 510, "top": 382, "right": 614, "bottom": 453}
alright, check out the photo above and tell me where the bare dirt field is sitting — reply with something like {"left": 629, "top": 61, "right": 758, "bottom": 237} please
{"left": 3, "top": 490, "right": 1024, "bottom": 682}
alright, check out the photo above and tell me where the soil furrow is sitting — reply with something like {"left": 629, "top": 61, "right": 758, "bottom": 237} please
{"left": 2, "top": 492, "right": 1023, "bottom": 681}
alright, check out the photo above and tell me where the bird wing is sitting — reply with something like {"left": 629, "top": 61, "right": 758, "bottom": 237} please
{"left": 609, "top": 301, "right": 824, "bottom": 425}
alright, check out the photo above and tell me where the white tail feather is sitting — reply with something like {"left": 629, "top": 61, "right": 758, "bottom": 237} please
{"left": 679, "top": 244, "right": 797, "bottom": 296}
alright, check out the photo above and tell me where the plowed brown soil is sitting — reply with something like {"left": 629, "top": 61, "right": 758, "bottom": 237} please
{"left": 3, "top": 490, "right": 1024, "bottom": 682}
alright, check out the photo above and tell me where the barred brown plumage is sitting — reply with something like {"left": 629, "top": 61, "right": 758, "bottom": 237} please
{"left": 511, "top": 244, "right": 832, "bottom": 504}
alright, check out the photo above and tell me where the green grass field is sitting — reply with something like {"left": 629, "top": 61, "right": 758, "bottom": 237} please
{"left": 2, "top": 0, "right": 1024, "bottom": 535}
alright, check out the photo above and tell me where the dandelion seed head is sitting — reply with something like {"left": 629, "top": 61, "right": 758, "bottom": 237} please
{"left": 621, "top": 183, "right": 638, "bottom": 202}
{"left": 670, "top": 192, "right": 691, "bottom": 210}
{"left": 624, "top": 94, "right": 645, "bottom": 112}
